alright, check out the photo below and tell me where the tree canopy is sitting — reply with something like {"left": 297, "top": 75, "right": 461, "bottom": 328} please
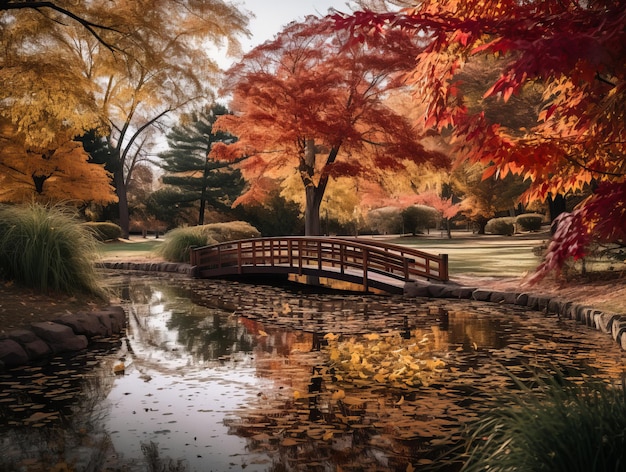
{"left": 334, "top": 0, "right": 626, "bottom": 279}
{"left": 158, "top": 104, "right": 245, "bottom": 226}
{"left": 0, "top": 0, "right": 250, "bottom": 232}
{"left": 212, "top": 16, "right": 448, "bottom": 235}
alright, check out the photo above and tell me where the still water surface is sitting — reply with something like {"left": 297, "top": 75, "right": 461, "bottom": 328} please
{"left": 1, "top": 271, "right": 624, "bottom": 471}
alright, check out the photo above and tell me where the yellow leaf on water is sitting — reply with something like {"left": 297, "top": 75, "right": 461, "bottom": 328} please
{"left": 331, "top": 389, "right": 345, "bottom": 400}
{"left": 258, "top": 330, "right": 268, "bottom": 337}
{"left": 293, "top": 390, "right": 301, "bottom": 400}
{"left": 323, "top": 431, "right": 334, "bottom": 441}
{"left": 281, "top": 438, "right": 298, "bottom": 447}
{"left": 373, "top": 373, "right": 387, "bottom": 383}
{"left": 396, "top": 396, "right": 405, "bottom": 406}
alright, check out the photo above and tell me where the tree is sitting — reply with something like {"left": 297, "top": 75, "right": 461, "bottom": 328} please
{"left": 453, "top": 162, "right": 529, "bottom": 234}
{"left": 0, "top": 1, "right": 121, "bottom": 48}
{"left": 0, "top": 2, "right": 127, "bottom": 150}
{"left": 158, "top": 105, "right": 245, "bottom": 226}
{"left": 401, "top": 205, "right": 438, "bottom": 236}
{"left": 0, "top": 119, "right": 116, "bottom": 205}
{"left": 413, "top": 189, "right": 460, "bottom": 238}
{"left": 212, "top": 16, "right": 448, "bottom": 236}
{"left": 2, "top": 1, "right": 251, "bottom": 238}
{"left": 236, "top": 189, "right": 304, "bottom": 237}
{"left": 334, "top": 0, "right": 626, "bottom": 279}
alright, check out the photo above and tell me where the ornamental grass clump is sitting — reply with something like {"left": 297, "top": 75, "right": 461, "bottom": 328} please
{"left": 156, "top": 226, "right": 218, "bottom": 263}
{"left": 157, "top": 221, "right": 260, "bottom": 263}
{"left": 0, "top": 203, "right": 106, "bottom": 298}
{"left": 457, "top": 373, "right": 626, "bottom": 472}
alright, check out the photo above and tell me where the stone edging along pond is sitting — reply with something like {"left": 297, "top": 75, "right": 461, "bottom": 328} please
{"left": 1, "top": 260, "right": 624, "bottom": 371}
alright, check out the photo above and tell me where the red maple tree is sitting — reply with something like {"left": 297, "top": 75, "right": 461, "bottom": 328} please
{"left": 334, "top": 0, "right": 626, "bottom": 279}
{"left": 212, "top": 16, "right": 448, "bottom": 235}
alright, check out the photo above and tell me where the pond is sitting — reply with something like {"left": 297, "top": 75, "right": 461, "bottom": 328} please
{"left": 1, "top": 271, "right": 625, "bottom": 471}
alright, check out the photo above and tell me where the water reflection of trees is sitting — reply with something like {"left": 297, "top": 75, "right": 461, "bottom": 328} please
{"left": 167, "top": 309, "right": 255, "bottom": 361}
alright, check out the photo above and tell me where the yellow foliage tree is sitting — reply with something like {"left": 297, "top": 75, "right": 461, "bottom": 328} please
{"left": 0, "top": 1, "right": 250, "bottom": 230}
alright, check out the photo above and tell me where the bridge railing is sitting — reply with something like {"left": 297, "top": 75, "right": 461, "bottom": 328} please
{"left": 190, "top": 237, "right": 448, "bottom": 290}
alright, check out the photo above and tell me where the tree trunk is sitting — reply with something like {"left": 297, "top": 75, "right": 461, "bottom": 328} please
{"left": 114, "top": 170, "right": 130, "bottom": 239}
{"left": 198, "top": 167, "right": 209, "bottom": 226}
{"left": 305, "top": 186, "right": 322, "bottom": 236}
{"left": 548, "top": 194, "right": 566, "bottom": 234}
{"left": 475, "top": 216, "right": 488, "bottom": 235}
{"left": 303, "top": 139, "right": 324, "bottom": 236}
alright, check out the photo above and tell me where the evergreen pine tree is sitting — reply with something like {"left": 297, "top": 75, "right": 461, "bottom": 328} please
{"left": 157, "top": 104, "right": 245, "bottom": 225}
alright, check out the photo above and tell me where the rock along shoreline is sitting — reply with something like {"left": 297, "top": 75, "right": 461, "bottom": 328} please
{"left": 1, "top": 260, "right": 624, "bottom": 370}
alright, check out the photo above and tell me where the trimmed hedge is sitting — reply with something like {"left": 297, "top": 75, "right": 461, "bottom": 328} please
{"left": 83, "top": 222, "right": 122, "bottom": 241}
{"left": 516, "top": 213, "right": 544, "bottom": 232}
{"left": 485, "top": 217, "right": 516, "bottom": 236}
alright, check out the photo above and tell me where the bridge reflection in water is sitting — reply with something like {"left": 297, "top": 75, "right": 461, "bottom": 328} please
{"left": 190, "top": 237, "right": 448, "bottom": 294}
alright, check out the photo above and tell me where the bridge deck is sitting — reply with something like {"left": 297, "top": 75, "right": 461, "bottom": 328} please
{"left": 190, "top": 237, "right": 448, "bottom": 294}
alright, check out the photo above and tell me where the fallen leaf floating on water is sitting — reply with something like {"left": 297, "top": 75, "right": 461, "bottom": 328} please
{"left": 323, "top": 332, "right": 446, "bottom": 388}
{"left": 281, "top": 438, "right": 299, "bottom": 447}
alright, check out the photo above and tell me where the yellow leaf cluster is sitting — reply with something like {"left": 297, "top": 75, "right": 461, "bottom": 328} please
{"left": 323, "top": 332, "right": 446, "bottom": 389}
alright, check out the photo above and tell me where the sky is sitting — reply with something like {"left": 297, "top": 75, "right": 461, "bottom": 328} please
{"left": 235, "top": 0, "right": 353, "bottom": 52}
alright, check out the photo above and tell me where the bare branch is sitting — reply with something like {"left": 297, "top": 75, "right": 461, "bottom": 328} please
{"left": 1, "top": 1, "right": 119, "bottom": 51}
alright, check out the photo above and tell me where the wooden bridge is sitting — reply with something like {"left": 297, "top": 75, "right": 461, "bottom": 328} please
{"left": 190, "top": 237, "right": 448, "bottom": 294}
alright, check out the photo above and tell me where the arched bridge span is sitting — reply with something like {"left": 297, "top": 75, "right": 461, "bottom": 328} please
{"left": 190, "top": 237, "right": 448, "bottom": 294}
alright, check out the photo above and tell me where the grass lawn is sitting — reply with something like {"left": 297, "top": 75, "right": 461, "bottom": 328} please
{"left": 98, "top": 238, "right": 164, "bottom": 259}
{"left": 386, "top": 230, "right": 549, "bottom": 277}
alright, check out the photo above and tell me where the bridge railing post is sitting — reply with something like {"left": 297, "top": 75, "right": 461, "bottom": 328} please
{"left": 362, "top": 247, "right": 369, "bottom": 292}
{"left": 439, "top": 253, "right": 449, "bottom": 281}
{"left": 236, "top": 242, "right": 242, "bottom": 274}
{"left": 403, "top": 257, "right": 410, "bottom": 281}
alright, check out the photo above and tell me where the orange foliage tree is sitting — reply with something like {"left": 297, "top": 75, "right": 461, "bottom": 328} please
{"left": 212, "top": 16, "right": 448, "bottom": 235}
{"left": 0, "top": 119, "right": 116, "bottom": 205}
{"left": 334, "top": 0, "right": 626, "bottom": 279}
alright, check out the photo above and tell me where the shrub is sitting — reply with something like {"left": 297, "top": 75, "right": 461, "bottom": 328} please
{"left": 366, "top": 207, "right": 403, "bottom": 235}
{"left": 457, "top": 373, "right": 626, "bottom": 472}
{"left": 83, "top": 221, "right": 122, "bottom": 241}
{"left": 485, "top": 217, "right": 516, "bottom": 236}
{"left": 516, "top": 213, "right": 544, "bottom": 232}
{"left": 401, "top": 205, "right": 439, "bottom": 236}
{"left": 198, "top": 221, "right": 261, "bottom": 242}
{"left": 157, "top": 221, "right": 260, "bottom": 262}
{"left": 0, "top": 203, "right": 107, "bottom": 298}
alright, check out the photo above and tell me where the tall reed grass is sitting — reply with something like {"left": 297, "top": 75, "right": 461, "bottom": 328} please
{"left": 0, "top": 203, "right": 107, "bottom": 298}
{"left": 157, "top": 221, "right": 260, "bottom": 263}
{"left": 457, "top": 372, "right": 626, "bottom": 472}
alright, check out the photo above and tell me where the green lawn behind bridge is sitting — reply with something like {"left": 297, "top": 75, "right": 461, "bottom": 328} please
{"left": 98, "top": 231, "right": 549, "bottom": 278}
